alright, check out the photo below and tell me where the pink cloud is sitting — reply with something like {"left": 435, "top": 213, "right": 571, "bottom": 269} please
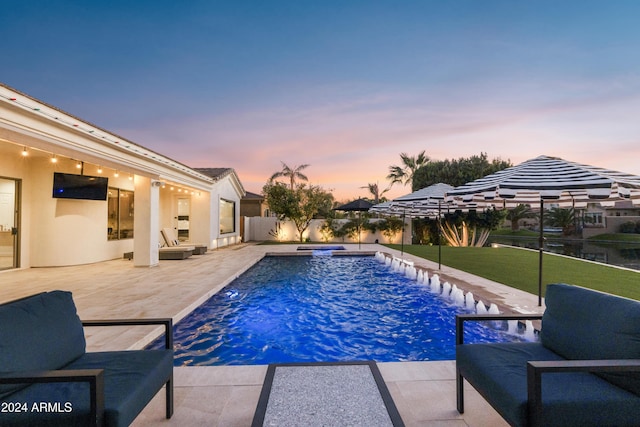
{"left": 120, "top": 81, "right": 640, "bottom": 201}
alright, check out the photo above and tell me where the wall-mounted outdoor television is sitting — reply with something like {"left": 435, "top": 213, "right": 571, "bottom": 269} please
{"left": 52, "top": 172, "right": 109, "bottom": 201}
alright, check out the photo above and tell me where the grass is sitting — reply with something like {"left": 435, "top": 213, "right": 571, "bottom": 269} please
{"left": 588, "top": 233, "right": 640, "bottom": 243}
{"left": 384, "top": 244, "right": 640, "bottom": 301}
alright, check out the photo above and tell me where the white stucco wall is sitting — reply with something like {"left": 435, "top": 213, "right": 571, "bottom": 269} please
{"left": 210, "top": 175, "right": 243, "bottom": 249}
{"left": 28, "top": 159, "right": 135, "bottom": 266}
{"left": 1, "top": 85, "right": 244, "bottom": 267}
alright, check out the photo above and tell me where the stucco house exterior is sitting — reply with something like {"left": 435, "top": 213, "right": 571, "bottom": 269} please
{"left": 0, "top": 83, "right": 244, "bottom": 270}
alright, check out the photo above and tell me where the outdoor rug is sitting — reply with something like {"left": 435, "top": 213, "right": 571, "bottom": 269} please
{"left": 251, "top": 361, "right": 405, "bottom": 427}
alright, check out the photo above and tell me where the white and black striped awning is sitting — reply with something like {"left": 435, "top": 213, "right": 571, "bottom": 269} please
{"left": 446, "top": 155, "right": 640, "bottom": 205}
{"left": 369, "top": 183, "right": 459, "bottom": 218}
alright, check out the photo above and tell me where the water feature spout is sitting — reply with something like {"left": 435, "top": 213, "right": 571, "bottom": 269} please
{"left": 465, "top": 292, "right": 475, "bottom": 311}
{"left": 405, "top": 265, "right": 417, "bottom": 280}
{"left": 442, "top": 282, "right": 452, "bottom": 298}
{"left": 476, "top": 301, "right": 488, "bottom": 314}
{"left": 430, "top": 274, "right": 440, "bottom": 293}
{"left": 453, "top": 289, "right": 465, "bottom": 306}
{"left": 524, "top": 320, "right": 536, "bottom": 341}
{"left": 450, "top": 285, "right": 459, "bottom": 301}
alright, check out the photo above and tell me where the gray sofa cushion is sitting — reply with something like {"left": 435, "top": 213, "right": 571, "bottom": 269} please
{"left": 457, "top": 342, "right": 640, "bottom": 427}
{"left": 2, "top": 350, "right": 173, "bottom": 427}
{"left": 0, "top": 291, "right": 86, "bottom": 398}
{"left": 541, "top": 283, "right": 640, "bottom": 395}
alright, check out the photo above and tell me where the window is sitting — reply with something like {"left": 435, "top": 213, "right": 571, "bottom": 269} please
{"left": 583, "top": 212, "right": 603, "bottom": 227}
{"left": 220, "top": 199, "right": 235, "bottom": 234}
{"left": 108, "top": 188, "right": 134, "bottom": 239}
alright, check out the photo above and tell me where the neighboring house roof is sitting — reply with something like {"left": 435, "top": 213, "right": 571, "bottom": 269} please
{"left": 242, "top": 191, "right": 264, "bottom": 201}
{"left": 612, "top": 200, "right": 639, "bottom": 210}
{"left": 195, "top": 168, "right": 246, "bottom": 196}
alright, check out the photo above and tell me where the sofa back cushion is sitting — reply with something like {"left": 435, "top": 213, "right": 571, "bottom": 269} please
{"left": 0, "top": 291, "right": 86, "bottom": 398}
{"left": 541, "top": 283, "right": 640, "bottom": 395}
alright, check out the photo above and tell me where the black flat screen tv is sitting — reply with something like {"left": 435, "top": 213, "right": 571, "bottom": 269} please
{"left": 52, "top": 172, "right": 109, "bottom": 201}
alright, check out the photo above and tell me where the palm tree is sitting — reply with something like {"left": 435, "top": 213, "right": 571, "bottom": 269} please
{"left": 506, "top": 204, "right": 535, "bottom": 231}
{"left": 387, "top": 151, "right": 429, "bottom": 188}
{"left": 360, "top": 182, "right": 390, "bottom": 204}
{"left": 270, "top": 162, "right": 310, "bottom": 189}
{"left": 545, "top": 207, "right": 576, "bottom": 236}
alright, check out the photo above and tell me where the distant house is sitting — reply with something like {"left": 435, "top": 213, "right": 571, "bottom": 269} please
{"left": 582, "top": 200, "right": 640, "bottom": 238}
{"left": 240, "top": 191, "right": 267, "bottom": 217}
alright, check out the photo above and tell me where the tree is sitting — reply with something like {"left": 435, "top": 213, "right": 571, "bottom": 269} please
{"left": 263, "top": 181, "right": 334, "bottom": 242}
{"left": 269, "top": 162, "right": 310, "bottom": 189}
{"left": 387, "top": 151, "right": 429, "bottom": 188}
{"left": 376, "top": 217, "right": 405, "bottom": 243}
{"left": 545, "top": 207, "right": 576, "bottom": 236}
{"left": 412, "top": 152, "right": 511, "bottom": 190}
{"left": 360, "top": 182, "right": 390, "bottom": 204}
{"left": 506, "top": 204, "right": 535, "bottom": 231}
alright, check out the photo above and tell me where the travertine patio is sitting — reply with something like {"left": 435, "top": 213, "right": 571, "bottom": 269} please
{"left": 0, "top": 243, "right": 543, "bottom": 426}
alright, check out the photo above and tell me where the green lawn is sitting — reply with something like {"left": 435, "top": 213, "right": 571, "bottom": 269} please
{"left": 384, "top": 244, "right": 640, "bottom": 301}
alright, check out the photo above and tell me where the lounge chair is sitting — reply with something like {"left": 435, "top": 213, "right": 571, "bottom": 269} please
{"left": 456, "top": 283, "right": 640, "bottom": 427}
{"left": 160, "top": 228, "right": 207, "bottom": 255}
{"left": 0, "top": 291, "right": 173, "bottom": 426}
{"left": 159, "top": 246, "right": 194, "bottom": 260}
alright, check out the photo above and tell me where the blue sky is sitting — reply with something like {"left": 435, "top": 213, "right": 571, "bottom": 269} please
{"left": 3, "top": 1, "right": 640, "bottom": 200}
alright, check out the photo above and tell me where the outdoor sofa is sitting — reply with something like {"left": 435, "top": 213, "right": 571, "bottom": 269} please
{"left": 0, "top": 290, "right": 173, "bottom": 426}
{"left": 456, "top": 283, "right": 640, "bottom": 427}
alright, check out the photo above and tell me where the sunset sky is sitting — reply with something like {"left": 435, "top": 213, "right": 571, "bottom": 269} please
{"left": 3, "top": 1, "right": 640, "bottom": 201}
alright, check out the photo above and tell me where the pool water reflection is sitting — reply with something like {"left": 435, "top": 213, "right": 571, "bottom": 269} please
{"left": 149, "top": 256, "right": 524, "bottom": 365}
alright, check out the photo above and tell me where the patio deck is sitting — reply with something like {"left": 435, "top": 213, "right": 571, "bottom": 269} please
{"left": 0, "top": 243, "right": 543, "bottom": 426}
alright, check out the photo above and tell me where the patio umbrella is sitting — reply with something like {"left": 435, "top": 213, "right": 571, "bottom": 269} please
{"left": 370, "top": 183, "right": 455, "bottom": 265}
{"left": 333, "top": 198, "right": 374, "bottom": 249}
{"left": 446, "top": 155, "right": 640, "bottom": 305}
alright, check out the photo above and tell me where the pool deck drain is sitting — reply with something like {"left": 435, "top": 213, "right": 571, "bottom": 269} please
{"left": 253, "top": 362, "right": 404, "bottom": 427}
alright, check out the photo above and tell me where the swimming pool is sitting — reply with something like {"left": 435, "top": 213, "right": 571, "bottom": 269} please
{"left": 149, "top": 255, "right": 525, "bottom": 365}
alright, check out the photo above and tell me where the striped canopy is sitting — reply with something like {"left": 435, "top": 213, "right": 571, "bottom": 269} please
{"left": 447, "top": 155, "right": 640, "bottom": 205}
{"left": 447, "top": 155, "right": 640, "bottom": 306}
{"left": 369, "top": 183, "right": 454, "bottom": 218}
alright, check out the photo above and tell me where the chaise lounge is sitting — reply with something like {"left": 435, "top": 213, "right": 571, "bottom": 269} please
{"left": 0, "top": 291, "right": 173, "bottom": 426}
{"left": 159, "top": 246, "right": 194, "bottom": 260}
{"left": 161, "top": 227, "right": 207, "bottom": 255}
{"left": 456, "top": 283, "right": 640, "bottom": 427}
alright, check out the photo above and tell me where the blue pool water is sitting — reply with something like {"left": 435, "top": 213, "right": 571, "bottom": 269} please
{"left": 149, "top": 255, "right": 523, "bottom": 365}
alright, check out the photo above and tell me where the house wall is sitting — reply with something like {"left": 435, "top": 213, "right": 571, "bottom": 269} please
{"left": 0, "top": 150, "right": 138, "bottom": 267}
{"left": 1, "top": 85, "right": 238, "bottom": 268}
{"left": 210, "top": 177, "right": 243, "bottom": 249}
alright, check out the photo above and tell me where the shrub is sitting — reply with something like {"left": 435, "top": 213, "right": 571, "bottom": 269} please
{"left": 619, "top": 221, "right": 637, "bottom": 233}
